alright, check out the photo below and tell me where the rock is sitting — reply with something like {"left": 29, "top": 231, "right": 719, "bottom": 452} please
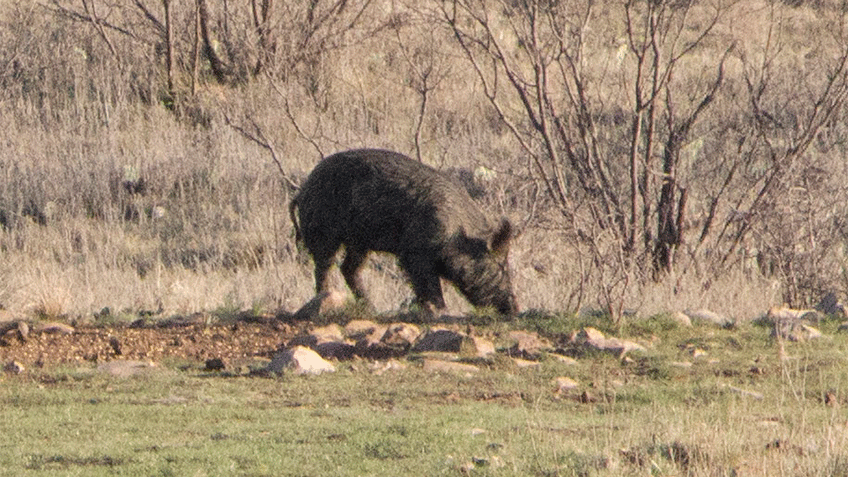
{"left": 96, "top": 360, "right": 158, "bottom": 378}
{"left": 292, "top": 290, "right": 347, "bottom": 321}
{"left": 506, "top": 330, "right": 552, "bottom": 359}
{"left": 310, "top": 324, "right": 345, "bottom": 344}
{"left": 553, "top": 376, "right": 579, "bottom": 392}
{"left": 512, "top": 357, "right": 541, "bottom": 368}
{"left": 469, "top": 336, "right": 496, "bottom": 357}
{"left": 4, "top": 360, "right": 24, "bottom": 374}
{"left": 353, "top": 322, "right": 421, "bottom": 359}
{"left": 422, "top": 359, "right": 479, "bottom": 375}
{"left": 314, "top": 341, "right": 357, "bottom": 360}
{"left": 671, "top": 312, "right": 692, "bottom": 327}
{"left": 769, "top": 308, "right": 825, "bottom": 342}
{"left": 205, "top": 357, "right": 227, "bottom": 371}
{"left": 109, "top": 335, "right": 122, "bottom": 355}
{"left": 354, "top": 326, "right": 401, "bottom": 360}
{"left": 267, "top": 346, "right": 336, "bottom": 375}
{"left": 344, "top": 320, "right": 381, "bottom": 341}
{"left": 576, "top": 327, "right": 607, "bottom": 347}
{"left": 683, "top": 309, "right": 732, "bottom": 327}
{"left": 765, "top": 306, "right": 822, "bottom": 324}
{"left": 36, "top": 322, "right": 75, "bottom": 335}
{"left": 16, "top": 321, "right": 29, "bottom": 342}
{"left": 412, "top": 329, "right": 465, "bottom": 353}
{"left": 575, "top": 327, "right": 646, "bottom": 357}
{"left": 381, "top": 322, "right": 421, "bottom": 348}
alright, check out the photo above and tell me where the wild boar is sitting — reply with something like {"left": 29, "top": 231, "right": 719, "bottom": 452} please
{"left": 289, "top": 149, "right": 517, "bottom": 315}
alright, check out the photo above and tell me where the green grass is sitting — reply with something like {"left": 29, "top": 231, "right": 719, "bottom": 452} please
{"left": 2, "top": 319, "right": 848, "bottom": 476}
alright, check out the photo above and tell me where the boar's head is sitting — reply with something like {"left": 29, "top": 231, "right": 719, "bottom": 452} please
{"left": 443, "top": 219, "right": 517, "bottom": 315}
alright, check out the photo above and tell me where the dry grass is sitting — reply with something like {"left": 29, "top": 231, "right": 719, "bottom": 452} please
{"left": 0, "top": 0, "right": 845, "bottom": 322}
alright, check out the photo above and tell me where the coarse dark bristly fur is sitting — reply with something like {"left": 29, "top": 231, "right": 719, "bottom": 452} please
{"left": 289, "top": 149, "right": 517, "bottom": 315}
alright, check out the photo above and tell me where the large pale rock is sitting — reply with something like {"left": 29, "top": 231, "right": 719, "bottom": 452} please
{"left": 506, "top": 330, "right": 552, "bottom": 359}
{"left": 292, "top": 290, "right": 347, "bottom": 321}
{"left": 683, "top": 309, "right": 732, "bottom": 327}
{"left": 575, "top": 327, "right": 646, "bottom": 357}
{"left": 267, "top": 346, "right": 336, "bottom": 375}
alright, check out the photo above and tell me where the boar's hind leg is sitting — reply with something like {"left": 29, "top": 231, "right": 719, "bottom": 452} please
{"left": 400, "top": 254, "right": 446, "bottom": 312}
{"left": 341, "top": 247, "right": 369, "bottom": 301}
{"left": 312, "top": 251, "right": 335, "bottom": 295}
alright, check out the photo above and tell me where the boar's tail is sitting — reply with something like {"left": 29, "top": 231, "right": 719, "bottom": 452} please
{"left": 288, "top": 194, "right": 303, "bottom": 244}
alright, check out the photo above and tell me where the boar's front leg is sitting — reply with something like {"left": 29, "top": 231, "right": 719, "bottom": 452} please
{"left": 400, "top": 253, "right": 446, "bottom": 314}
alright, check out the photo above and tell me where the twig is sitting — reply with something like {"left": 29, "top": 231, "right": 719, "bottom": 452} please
{"left": 224, "top": 114, "right": 299, "bottom": 192}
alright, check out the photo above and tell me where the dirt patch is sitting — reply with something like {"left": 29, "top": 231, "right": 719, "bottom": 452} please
{"left": 0, "top": 318, "right": 296, "bottom": 369}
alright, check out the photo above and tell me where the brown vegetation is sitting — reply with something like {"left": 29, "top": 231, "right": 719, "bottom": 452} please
{"left": 0, "top": 0, "right": 846, "bottom": 321}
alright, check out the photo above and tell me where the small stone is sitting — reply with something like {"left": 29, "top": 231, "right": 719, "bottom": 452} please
{"left": 412, "top": 329, "right": 465, "bottom": 353}
{"left": 381, "top": 323, "right": 421, "bottom": 348}
{"left": 4, "top": 360, "right": 24, "bottom": 374}
{"left": 554, "top": 376, "right": 579, "bottom": 392}
{"left": 671, "top": 312, "right": 692, "bottom": 327}
{"left": 310, "top": 324, "right": 345, "bottom": 344}
{"left": 109, "top": 336, "right": 122, "bottom": 355}
{"left": 314, "top": 341, "right": 356, "bottom": 360}
{"left": 344, "top": 320, "right": 380, "bottom": 341}
{"left": 205, "top": 357, "right": 227, "bottom": 371}
{"left": 16, "top": 321, "right": 29, "bottom": 342}
{"left": 470, "top": 336, "right": 496, "bottom": 357}
{"left": 825, "top": 391, "right": 839, "bottom": 407}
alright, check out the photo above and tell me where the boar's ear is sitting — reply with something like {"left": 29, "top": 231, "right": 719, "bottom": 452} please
{"left": 488, "top": 218, "right": 512, "bottom": 256}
